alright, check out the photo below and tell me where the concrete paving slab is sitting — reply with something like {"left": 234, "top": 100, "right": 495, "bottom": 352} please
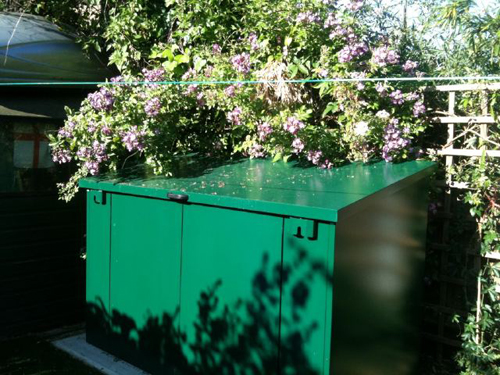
{"left": 52, "top": 333, "right": 148, "bottom": 375}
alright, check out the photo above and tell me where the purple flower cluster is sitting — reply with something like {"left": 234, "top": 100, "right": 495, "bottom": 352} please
{"left": 249, "top": 143, "right": 266, "bottom": 158}
{"left": 184, "top": 84, "right": 198, "bottom": 96}
{"left": 351, "top": 72, "right": 366, "bottom": 90}
{"left": 227, "top": 107, "right": 242, "bottom": 125}
{"left": 212, "top": 44, "right": 222, "bottom": 54}
{"left": 121, "top": 126, "right": 147, "bottom": 152}
{"left": 283, "top": 116, "right": 306, "bottom": 135}
{"left": 144, "top": 97, "right": 161, "bottom": 117}
{"left": 248, "top": 33, "right": 259, "bottom": 51}
{"left": 52, "top": 148, "right": 72, "bottom": 164}
{"left": 231, "top": 53, "right": 251, "bottom": 74}
{"left": 376, "top": 82, "right": 387, "bottom": 96}
{"left": 296, "top": 11, "right": 320, "bottom": 23}
{"left": 204, "top": 66, "right": 214, "bottom": 78}
{"left": 371, "top": 46, "right": 400, "bottom": 67}
{"left": 307, "top": 150, "right": 322, "bottom": 165}
{"left": 292, "top": 138, "right": 305, "bottom": 154}
{"left": 102, "top": 125, "right": 112, "bottom": 136}
{"left": 196, "top": 92, "right": 205, "bottom": 107}
{"left": 382, "top": 119, "right": 410, "bottom": 162}
{"left": 76, "top": 141, "right": 109, "bottom": 175}
{"left": 88, "top": 87, "right": 114, "bottom": 111}
{"left": 58, "top": 121, "right": 75, "bottom": 138}
{"left": 320, "top": 159, "right": 333, "bottom": 169}
{"left": 413, "top": 101, "right": 426, "bottom": 117}
{"left": 346, "top": 0, "right": 364, "bottom": 11}
{"left": 338, "top": 42, "right": 368, "bottom": 63}
{"left": 182, "top": 68, "right": 196, "bottom": 81}
{"left": 142, "top": 68, "right": 165, "bottom": 82}
{"left": 224, "top": 85, "right": 236, "bottom": 97}
{"left": 389, "top": 90, "right": 404, "bottom": 105}
{"left": 405, "top": 91, "right": 420, "bottom": 101}
{"left": 403, "top": 60, "right": 418, "bottom": 72}
{"left": 325, "top": 14, "right": 354, "bottom": 41}
{"left": 257, "top": 122, "right": 273, "bottom": 141}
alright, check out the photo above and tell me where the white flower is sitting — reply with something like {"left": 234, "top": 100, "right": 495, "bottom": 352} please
{"left": 354, "top": 121, "right": 369, "bottom": 136}
{"left": 376, "top": 110, "right": 390, "bottom": 120}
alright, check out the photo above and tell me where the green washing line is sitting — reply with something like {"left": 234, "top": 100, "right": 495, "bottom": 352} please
{"left": 1, "top": 76, "right": 500, "bottom": 86}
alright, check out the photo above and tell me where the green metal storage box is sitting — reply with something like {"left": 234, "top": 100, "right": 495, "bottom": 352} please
{"left": 81, "top": 158, "right": 435, "bottom": 375}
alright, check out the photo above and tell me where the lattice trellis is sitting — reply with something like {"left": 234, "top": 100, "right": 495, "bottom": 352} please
{"left": 424, "top": 83, "right": 500, "bottom": 356}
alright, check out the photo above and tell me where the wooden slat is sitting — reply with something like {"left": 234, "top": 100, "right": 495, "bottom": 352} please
{"left": 434, "top": 116, "right": 497, "bottom": 124}
{"left": 438, "top": 148, "right": 500, "bottom": 157}
{"left": 434, "top": 83, "right": 500, "bottom": 92}
{"left": 485, "top": 252, "right": 500, "bottom": 260}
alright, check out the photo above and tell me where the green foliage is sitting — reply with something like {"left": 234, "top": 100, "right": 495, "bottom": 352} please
{"left": 48, "top": 0, "right": 431, "bottom": 201}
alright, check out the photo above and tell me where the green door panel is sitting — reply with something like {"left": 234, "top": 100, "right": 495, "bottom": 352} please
{"left": 86, "top": 190, "right": 111, "bottom": 312}
{"left": 110, "top": 194, "right": 182, "bottom": 337}
{"left": 180, "top": 205, "right": 283, "bottom": 374}
{"left": 281, "top": 218, "right": 335, "bottom": 375}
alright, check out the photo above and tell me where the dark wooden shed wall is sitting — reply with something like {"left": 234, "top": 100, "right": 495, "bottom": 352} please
{"left": 0, "top": 193, "right": 86, "bottom": 337}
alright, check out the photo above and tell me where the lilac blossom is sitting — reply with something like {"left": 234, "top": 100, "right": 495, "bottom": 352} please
{"left": 324, "top": 13, "right": 340, "bottom": 29}
{"left": 292, "top": 138, "right": 305, "bottom": 154}
{"left": 338, "top": 42, "right": 368, "bottom": 63}
{"left": 346, "top": 0, "right": 364, "bottom": 11}
{"left": 224, "top": 85, "right": 236, "bottom": 97}
{"left": 405, "top": 91, "right": 420, "bottom": 101}
{"left": 58, "top": 126, "right": 73, "bottom": 138}
{"left": 184, "top": 84, "right": 198, "bottom": 96}
{"left": 318, "top": 69, "right": 329, "bottom": 78}
{"left": 231, "top": 53, "right": 251, "bottom": 74}
{"left": 375, "top": 82, "right": 387, "bottom": 96}
{"left": 296, "top": 11, "right": 320, "bottom": 23}
{"left": 227, "top": 107, "right": 242, "bottom": 125}
{"left": 249, "top": 143, "right": 266, "bottom": 158}
{"left": 88, "top": 87, "right": 114, "bottom": 111}
{"left": 257, "top": 122, "right": 273, "bottom": 141}
{"left": 382, "top": 118, "right": 410, "bottom": 162}
{"left": 102, "top": 125, "right": 112, "bottom": 136}
{"left": 144, "top": 97, "right": 161, "bottom": 117}
{"left": 248, "top": 33, "right": 260, "bottom": 51}
{"left": 142, "top": 67, "right": 165, "bottom": 82}
{"left": 52, "top": 149, "right": 72, "bottom": 164}
{"left": 212, "top": 44, "right": 222, "bottom": 54}
{"left": 371, "top": 46, "right": 400, "bottom": 67}
{"left": 283, "top": 116, "right": 306, "bottom": 135}
{"left": 403, "top": 60, "right": 418, "bottom": 72}
{"left": 74, "top": 141, "right": 109, "bottom": 175}
{"left": 389, "top": 90, "right": 404, "bottom": 105}
{"left": 204, "top": 66, "right": 214, "bottom": 77}
{"left": 121, "top": 126, "right": 148, "bottom": 152}
{"left": 320, "top": 159, "right": 333, "bottom": 169}
{"left": 351, "top": 72, "right": 366, "bottom": 90}
{"left": 307, "top": 150, "right": 322, "bottom": 165}
{"left": 182, "top": 68, "right": 196, "bottom": 81}
{"left": 196, "top": 92, "right": 205, "bottom": 107}
{"left": 413, "top": 101, "right": 426, "bottom": 117}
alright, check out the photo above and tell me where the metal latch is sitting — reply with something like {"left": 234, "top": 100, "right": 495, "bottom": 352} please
{"left": 292, "top": 218, "right": 318, "bottom": 241}
{"left": 93, "top": 190, "right": 106, "bottom": 205}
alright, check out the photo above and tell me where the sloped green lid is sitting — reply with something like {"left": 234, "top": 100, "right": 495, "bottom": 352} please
{"left": 80, "top": 158, "right": 435, "bottom": 222}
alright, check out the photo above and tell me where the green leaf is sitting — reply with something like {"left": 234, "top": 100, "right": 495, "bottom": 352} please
{"left": 272, "top": 153, "right": 282, "bottom": 162}
{"left": 175, "top": 54, "right": 190, "bottom": 64}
